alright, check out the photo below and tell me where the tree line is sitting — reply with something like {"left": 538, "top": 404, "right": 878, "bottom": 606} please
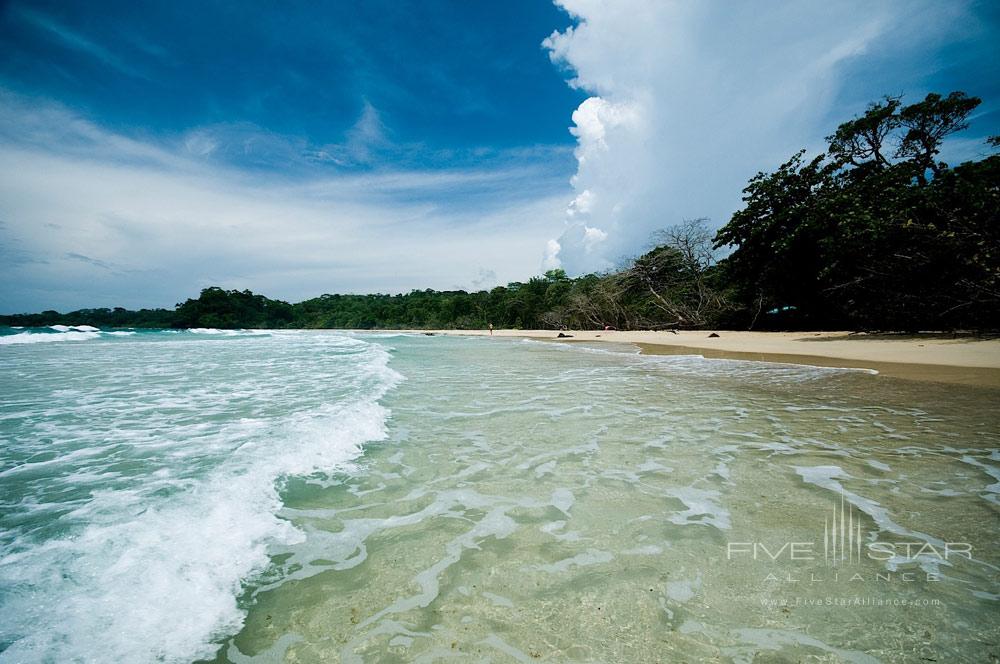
{"left": 3, "top": 91, "right": 997, "bottom": 331}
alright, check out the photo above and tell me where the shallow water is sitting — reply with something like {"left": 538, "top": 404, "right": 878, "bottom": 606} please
{"left": 1, "top": 330, "right": 998, "bottom": 662}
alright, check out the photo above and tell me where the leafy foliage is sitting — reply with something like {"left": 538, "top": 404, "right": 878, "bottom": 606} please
{"left": 714, "top": 90, "right": 998, "bottom": 329}
{"left": 173, "top": 287, "right": 294, "bottom": 328}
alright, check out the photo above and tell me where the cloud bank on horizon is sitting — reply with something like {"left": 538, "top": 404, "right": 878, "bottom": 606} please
{"left": 0, "top": 0, "right": 997, "bottom": 312}
{"left": 541, "top": 0, "right": 998, "bottom": 275}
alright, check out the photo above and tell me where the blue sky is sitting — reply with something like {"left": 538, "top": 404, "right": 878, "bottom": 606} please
{"left": 0, "top": 1, "right": 585, "bottom": 176}
{"left": 1, "top": 0, "right": 998, "bottom": 312}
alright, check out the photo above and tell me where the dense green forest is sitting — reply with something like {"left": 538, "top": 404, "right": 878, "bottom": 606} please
{"left": 3, "top": 91, "right": 997, "bottom": 331}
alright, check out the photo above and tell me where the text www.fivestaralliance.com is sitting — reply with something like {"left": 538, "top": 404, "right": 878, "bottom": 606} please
{"left": 760, "top": 597, "right": 943, "bottom": 608}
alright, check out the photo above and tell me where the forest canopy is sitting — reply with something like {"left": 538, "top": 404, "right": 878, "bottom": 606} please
{"left": 3, "top": 91, "right": 997, "bottom": 331}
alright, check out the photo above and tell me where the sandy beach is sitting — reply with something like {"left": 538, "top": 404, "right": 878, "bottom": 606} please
{"left": 410, "top": 329, "right": 1000, "bottom": 387}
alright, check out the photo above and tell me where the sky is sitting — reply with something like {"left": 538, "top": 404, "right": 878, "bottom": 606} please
{"left": 1, "top": 0, "right": 998, "bottom": 312}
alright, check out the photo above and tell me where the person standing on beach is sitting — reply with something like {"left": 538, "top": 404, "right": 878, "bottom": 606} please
{"left": 488, "top": 323, "right": 493, "bottom": 336}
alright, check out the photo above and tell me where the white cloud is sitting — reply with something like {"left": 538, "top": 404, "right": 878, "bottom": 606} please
{"left": 542, "top": 239, "right": 561, "bottom": 271}
{"left": 343, "top": 101, "right": 390, "bottom": 164}
{"left": 0, "top": 94, "right": 568, "bottom": 312}
{"left": 543, "top": 0, "right": 971, "bottom": 274}
{"left": 183, "top": 132, "right": 219, "bottom": 157}
{"left": 581, "top": 225, "right": 607, "bottom": 252}
{"left": 567, "top": 189, "right": 593, "bottom": 217}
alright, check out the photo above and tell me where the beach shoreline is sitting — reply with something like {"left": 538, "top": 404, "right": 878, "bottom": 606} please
{"left": 391, "top": 329, "right": 1000, "bottom": 387}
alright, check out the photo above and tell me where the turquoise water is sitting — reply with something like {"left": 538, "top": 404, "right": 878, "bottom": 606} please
{"left": 1, "top": 328, "right": 998, "bottom": 662}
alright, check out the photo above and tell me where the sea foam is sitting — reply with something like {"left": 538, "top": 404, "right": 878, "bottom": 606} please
{"left": 0, "top": 330, "right": 101, "bottom": 345}
{"left": 0, "top": 332, "right": 401, "bottom": 663}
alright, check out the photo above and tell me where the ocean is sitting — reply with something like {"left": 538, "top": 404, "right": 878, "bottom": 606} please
{"left": 0, "top": 327, "right": 997, "bottom": 662}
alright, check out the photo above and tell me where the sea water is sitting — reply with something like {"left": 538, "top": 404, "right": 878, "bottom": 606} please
{"left": 0, "top": 328, "right": 997, "bottom": 662}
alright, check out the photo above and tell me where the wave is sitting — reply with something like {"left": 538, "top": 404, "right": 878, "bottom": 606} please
{"left": 352, "top": 332, "right": 427, "bottom": 339}
{"left": 0, "top": 327, "right": 273, "bottom": 346}
{"left": 187, "top": 328, "right": 273, "bottom": 337}
{"left": 0, "top": 330, "right": 101, "bottom": 345}
{"left": 0, "top": 334, "right": 402, "bottom": 663}
{"left": 48, "top": 324, "right": 100, "bottom": 332}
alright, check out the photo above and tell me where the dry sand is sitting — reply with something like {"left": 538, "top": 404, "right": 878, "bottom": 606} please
{"left": 408, "top": 329, "right": 1000, "bottom": 387}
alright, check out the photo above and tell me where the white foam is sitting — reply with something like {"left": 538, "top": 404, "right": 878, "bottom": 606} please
{"left": 356, "top": 332, "right": 426, "bottom": 339}
{"left": 187, "top": 328, "right": 272, "bottom": 336}
{"left": 0, "top": 330, "right": 100, "bottom": 345}
{"left": 44, "top": 324, "right": 99, "bottom": 332}
{"left": 0, "top": 334, "right": 402, "bottom": 663}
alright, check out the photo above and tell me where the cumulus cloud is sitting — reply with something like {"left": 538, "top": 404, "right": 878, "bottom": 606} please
{"left": 0, "top": 92, "right": 568, "bottom": 312}
{"left": 541, "top": 239, "right": 561, "bottom": 271}
{"left": 542, "top": 0, "right": 972, "bottom": 274}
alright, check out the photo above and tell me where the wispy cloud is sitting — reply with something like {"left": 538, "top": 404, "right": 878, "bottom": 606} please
{"left": 171, "top": 101, "right": 573, "bottom": 182}
{"left": 13, "top": 7, "right": 147, "bottom": 79}
{"left": 65, "top": 252, "right": 121, "bottom": 273}
{"left": 342, "top": 101, "right": 391, "bottom": 164}
{"left": 0, "top": 92, "right": 571, "bottom": 312}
